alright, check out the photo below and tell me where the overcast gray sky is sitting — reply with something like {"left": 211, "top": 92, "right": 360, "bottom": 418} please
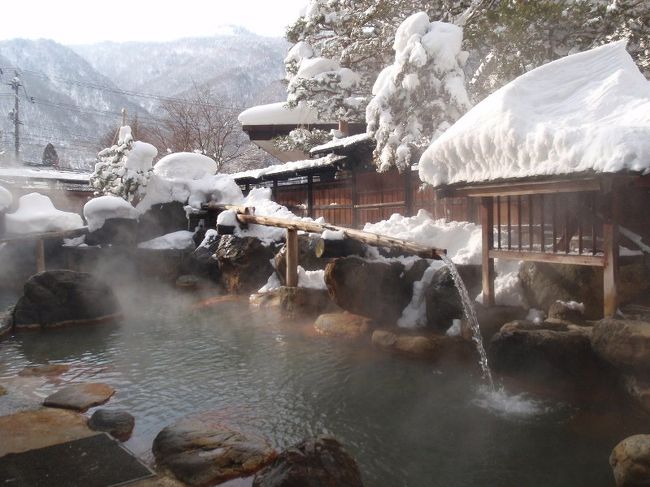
{"left": 2, "top": 0, "right": 308, "bottom": 44}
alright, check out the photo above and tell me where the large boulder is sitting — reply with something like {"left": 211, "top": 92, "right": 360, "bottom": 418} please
{"left": 314, "top": 312, "right": 372, "bottom": 339}
{"left": 622, "top": 375, "right": 650, "bottom": 415}
{"left": 250, "top": 287, "right": 337, "bottom": 316}
{"left": 489, "top": 320, "right": 610, "bottom": 385}
{"left": 12, "top": 270, "right": 121, "bottom": 329}
{"left": 85, "top": 218, "right": 138, "bottom": 246}
{"left": 610, "top": 435, "right": 650, "bottom": 486}
{"left": 371, "top": 329, "right": 476, "bottom": 362}
{"left": 182, "top": 231, "right": 221, "bottom": 281}
{"left": 88, "top": 409, "right": 135, "bottom": 441}
{"left": 424, "top": 266, "right": 467, "bottom": 331}
{"left": 253, "top": 436, "right": 364, "bottom": 487}
{"left": 152, "top": 414, "right": 277, "bottom": 486}
{"left": 324, "top": 257, "right": 426, "bottom": 325}
{"left": 519, "top": 259, "right": 650, "bottom": 320}
{"left": 137, "top": 202, "right": 189, "bottom": 242}
{"left": 216, "top": 236, "right": 277, "bottom": 294}
{"left": 592, "top": 319, "right": 650, "bottom": 373}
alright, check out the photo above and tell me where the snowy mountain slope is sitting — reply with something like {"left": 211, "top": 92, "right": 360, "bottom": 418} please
{"left": 0, "top": 39, "right": 145, "bottom": 168}
{"left": 72, "top": 28, "right": 289, "bottom": 108}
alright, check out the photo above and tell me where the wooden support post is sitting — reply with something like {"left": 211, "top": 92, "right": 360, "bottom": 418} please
{"left": 351, "top": 168, "right": 359, "bottom": 228}
{"left": 603, "top": 190, "right": 620, "bottom": 317}
{"left": 272, "top": 179, "right": 278, "bottom": 201}
{"left": 307, "top": 174, "right": 314, "bottom": 219}
{"left": 404, "top": 170, "right": 413, "bottom": 217}
{"left": 35, "top": 239, "right": 45, "bottom": 273}
{"left": 285, "top": 228, "right": 299, "bottom": 288}
{"left": 480, "top": 197, "right": 495, "bottom": 306}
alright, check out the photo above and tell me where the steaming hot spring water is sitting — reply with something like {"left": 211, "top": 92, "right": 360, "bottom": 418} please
{"left": 0, "top": 276, "right": 641, "bottom": 487}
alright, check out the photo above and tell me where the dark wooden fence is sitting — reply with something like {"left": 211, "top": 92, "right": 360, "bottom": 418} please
{"left": 261, "top": 169, "right": 479, "bottom": 227}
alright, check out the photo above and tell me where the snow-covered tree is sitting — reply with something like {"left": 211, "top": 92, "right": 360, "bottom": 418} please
{"left": 366, "top": 13, "right": 472, "bottom": 172}
{"left": 284, "top": 0, "right": 472, "bottom": 124}
{"left": 90, "top": 126, "right": 157, "bottom": 203}
{"left": 465, "top": 0, "right": 650, "bottom": 101}
{"left": 273, "top": 128, "right": 332, "bottom": 153}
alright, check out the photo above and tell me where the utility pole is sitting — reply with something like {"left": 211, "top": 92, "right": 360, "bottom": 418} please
{"left": 7, "top": 73, "right": 22, "bottom": 162}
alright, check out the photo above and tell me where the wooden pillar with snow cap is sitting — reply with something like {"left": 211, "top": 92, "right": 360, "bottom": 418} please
{"left": 285, "top": 227, "right": 299, "bottom": 288}
{"left": 480, "top": 196, "right": 495, "bottom": 306}
{"left": 602, "top": 181, "right": 620, "bottom": 317}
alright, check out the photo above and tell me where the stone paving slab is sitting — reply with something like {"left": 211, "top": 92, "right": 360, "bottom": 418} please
{"left": 0, "top": 408, "right": 96, "bottom": 457}
{"left": 43, "top": 382, "right": 115, "bottom": 411}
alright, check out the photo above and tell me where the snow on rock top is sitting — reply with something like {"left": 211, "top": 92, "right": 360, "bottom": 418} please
{"left": 238, "top": 101, "right": 332, "bottom": 125}
{"left": 137, "top": 230, "right": 195, "bottom": 250}
{"left": 0, "top": 185, "right": 13, "bottom": 211}
{"left": 5, "top": 193, "right": 84, "bottom": 234}
{"left": 153, "top": 152, "right": 217, "bottom": 180}
{"left": 419, "top": 41, "right": 650, "bottom": 186}
{"left": 83, "top": 195, "right": 139, "bottom": 232}
{"left": 125, "top": 141, "right": 157, "bottom": 172}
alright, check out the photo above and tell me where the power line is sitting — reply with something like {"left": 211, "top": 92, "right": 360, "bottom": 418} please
{"left": 0, "top": 66, "right": 251, "bottom": 111}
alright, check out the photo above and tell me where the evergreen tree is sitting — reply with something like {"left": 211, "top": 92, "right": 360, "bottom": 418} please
{"left": 366, "top": 12, "right": 472, "bottom": 172}
{"left": 90, "top": 126, "right": 156, "bottom": 203}
{"left": 41, "top": 143, "right": 59, "bottom": 167}
{"left": 284, "top": 0, "right": 472, "bottom": 124}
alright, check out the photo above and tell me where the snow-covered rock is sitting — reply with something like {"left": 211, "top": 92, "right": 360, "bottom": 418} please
{"left": 125, "top": 141, "right": 158, "bottom": 172}
{"left": 83, "top": 196, "right": 139, "bottom": 232}
{"left": 419, "top": 41, "right": 650, "bottom": 186}
{"left": 137, "top": 230, "right": 195, "bottom": 250}
{"left": 5, "top": 193, "right": 84, "bottom": 234}
{"left": 153, "top": 152, "right": 217, "bottom": 180}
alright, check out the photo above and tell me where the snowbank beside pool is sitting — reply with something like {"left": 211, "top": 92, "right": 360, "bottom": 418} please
{"left": 419, "top": 41, "right": 650, "bottom": 186}
{"left": 138, "top": 230, "right": 195, "bottom": 250}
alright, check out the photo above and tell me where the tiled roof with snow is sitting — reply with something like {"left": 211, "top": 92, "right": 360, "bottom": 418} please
{"left": 238, "top": 101, "right": 334, "bottom": 126}
{"left": 419, "top": 41, "right": 650, "bottom": 187}
{"left": 231, "top": 154, "right": 345, "bottom": 182}
{"left": 0, "top": 166, "right": 91, "bottom": 183}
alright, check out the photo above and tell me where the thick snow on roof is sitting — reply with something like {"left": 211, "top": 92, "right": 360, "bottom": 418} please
{"left": 310, "top": 133, "right": 372, "bottom": 154}
{"left": 0, "top": 166, "right": 91, "bottom": 182}
{"left": 419, "top": 41, "right": 650, "bottom": 186}
{"left": 238, "top": 101, "right": 332, "bottom": 126}
{"left": 83, "top": 195, "right": 139, "bottom": 232}
{"left": 5, "top": 192, "right": 84, "bottom": 234}
{"left": 231, "top": 154, "right": 343, "bottom": 181}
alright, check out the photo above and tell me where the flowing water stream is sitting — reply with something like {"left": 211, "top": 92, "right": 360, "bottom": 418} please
{"left": 440, "top": 254, "right": 495, "bottom": 390}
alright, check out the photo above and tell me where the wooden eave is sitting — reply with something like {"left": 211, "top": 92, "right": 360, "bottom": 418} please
{"left": 435, "top": 172, "right": 645, "bottom": 198}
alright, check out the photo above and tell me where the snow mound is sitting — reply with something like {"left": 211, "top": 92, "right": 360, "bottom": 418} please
{"left": 137, "top": 172, "right": 244, "bottom": 212}
{"left": 5, "top": 193, "right": 84, "bottom": 234}
{"left": 363, "top": 210, "right": 482, "bottom": 265}
{"left": 125, "top": 141, "right": 157, "bottom": 172}
{"left": 0, "top": 185, "right": 12, "bottom": 211}
{"left": 138, "top": 230, "right": 195, "bottom": 250}
{"left": 83, "top": 196, "right": 139, "bottom": 232}
{"left": 419, "top": 41, "right": 650, "bottom": 186}
{"left": 153, "top": 152, "right": 217, "bottom": 180}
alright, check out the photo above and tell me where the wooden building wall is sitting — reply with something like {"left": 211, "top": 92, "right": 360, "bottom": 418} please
{"left": 272, "top": 169, "right": 479, "bottom": 227}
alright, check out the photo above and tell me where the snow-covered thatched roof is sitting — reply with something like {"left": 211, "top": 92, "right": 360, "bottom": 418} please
{"left": 418, "top": 41, "right": 650, "bottom": 187}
